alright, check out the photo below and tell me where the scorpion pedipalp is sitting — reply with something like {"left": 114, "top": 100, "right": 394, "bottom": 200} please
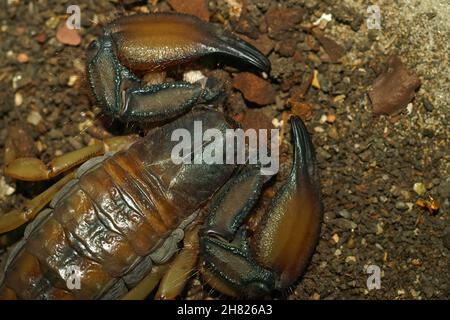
{"left": 86, "top": 13, "right": 270, "bottom": 124}
{"left": 199, "top": 116, "right": 323, "bottom": 297}
{"left": 252, "top": 116, "right": 323, "bottom": 289}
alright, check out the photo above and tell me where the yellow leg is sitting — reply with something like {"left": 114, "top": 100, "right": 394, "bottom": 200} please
{"left": 155, "top": 225, "right": 200, "bottom": 300}
{"left": 4, "top": 135, "right": 138, "bottom": 181}
{"left": 0, "top": 135, "right": 139, "bottom": 234}
{"left": 121, "top": 265, "right": 169, "bottom": 300}
{"left": 0, "top": 172, "right": 75, "bottom": 234}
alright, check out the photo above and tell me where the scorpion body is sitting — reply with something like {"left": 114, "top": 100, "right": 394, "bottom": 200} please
{"left": 0, "top": 13, "right": 323, "bottom": 299}
{"left": 0, "top": 111, "right": 236, "bottom": 299}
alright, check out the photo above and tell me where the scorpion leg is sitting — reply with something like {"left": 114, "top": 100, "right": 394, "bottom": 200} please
{"left": 199, "top": 116, "right": 323, "bottom": 297}
{"left": 0, "top": 171, "right": 75, "bottom": 234}
{"left": 155, "top": 224, "right": 200, "bottom": 300}
{"left": 4, "top": 135, "right": 137, "bottom": 181}
{"left": 121, "top": 265, "right": 169, "bottom": 300}
{"left": 0, "top": 135, "right": 137, "bottom": 234}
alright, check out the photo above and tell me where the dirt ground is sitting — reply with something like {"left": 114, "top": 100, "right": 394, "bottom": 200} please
{"left": 0, "top": 0, "right": 448, "bottom": 299}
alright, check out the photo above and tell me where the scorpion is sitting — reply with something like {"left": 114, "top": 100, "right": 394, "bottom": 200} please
{"left": 0, "top": 13, "right": 322, "bottom": 300}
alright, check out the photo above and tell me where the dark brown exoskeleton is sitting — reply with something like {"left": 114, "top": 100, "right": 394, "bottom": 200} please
{"left": 0, "top": 13, "right": 322, "bottom": 299}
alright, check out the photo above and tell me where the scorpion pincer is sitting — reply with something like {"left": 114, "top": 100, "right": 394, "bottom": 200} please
{"left": 0, "top": 13, "right": 323, "bottom": 299}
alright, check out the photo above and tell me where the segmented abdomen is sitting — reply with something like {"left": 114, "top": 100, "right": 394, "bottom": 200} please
{"left": 0, "top": 140, "right": 193, "bottom": 299}
{"left": 0, "top": 109, "right": 235, "bottom": 300}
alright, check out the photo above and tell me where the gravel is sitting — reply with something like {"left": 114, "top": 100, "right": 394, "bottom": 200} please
{"left": 0, "top": 0, "right": 448, "bottom": 300}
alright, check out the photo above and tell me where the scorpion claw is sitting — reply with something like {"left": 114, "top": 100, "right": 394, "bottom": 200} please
{"left": 210, "top": 26, "right": 271, "bottom": 73}
{"left": 199, "top": 116, "right": 323, "bottom": 296}
{"left": 252, "top": 116, "right": 323, "bottom": 289}
{"left": 104, "top": 13, "right": 270, "bottom": 73}
{"left": 87, "top": 13, "right": 270, "bottom": 122}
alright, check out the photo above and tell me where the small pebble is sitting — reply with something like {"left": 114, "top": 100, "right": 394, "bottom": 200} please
{"left": 395, "top": 201, "right": 408, "bottom": 211}
{"left": 328, "top": 126, "right": 339, "bottom": 139}
{"left": 67, "top": 75, "right": 79, "bottom": 87}
{"left": 56, "top": 23, "right": 81, "bottom": 46}
{"left": 410, "top": 289, "right": 420, "bottom": 298}
{"left": 272, "top": 118, "right": 283, "bottom": 128}
{"left": 45, "top": 16, "right": 60, "bottom": 29}
{"left": 313, "top": 13, "right": 332, "bottom": 27}
{"left": 36, "top": 140, "right": 46, "bottom": 153}
{"left": 27, "top": 111, "right": 43, "bottom": 126}
{"left": 14, "top": 92, "right": 23, "bottom": 107}
{"left": 0, "top": 177, "right": 15, "bottom": 200}
{"left": 314, "top": 126, "right": 325, "bottom": 133}
{"left": 413, "top": 182, "right": 426, "bottom": 196}
{"left": 376, "top": 222, "right": 384, "bottom": 235}
{"left": 17, "top": 53, "right": 29, "bottom": 63}
{"left": 183, "top": 70, "right": 206, "bottom": 84}
{"left": 225, "top": 0, "right": 243, "bottom": 19}
{"left": 36, "top": 32, "right": 47, "bottom": 44}
{"left": 369, "top": 55, "right": 421, "bottom": 115}
{"left": 406, "top": 103, "right": 413, "bottom": 115}
{"left": 406, "top": 202, "right": 414, "bottom": 211}
{"left": 345, "top": 256, "right": 356, "bottom": 263}
{"left": 338, "top": 209, "right": 351, "bottom": 219}
{"left": 346, "top": 237, "right": 356, "bottom": 249}
{"left": 400, "top": 190, "right": 411, "bottom": 200}
{"left": 326, "top": 114, "right": 337, "bottom": 123}
{"left": 310, "top": 293, "right": 321, "bottom": 300}
{"left": 411, "top": 258, "right": 422, "bottom": 266}
{"left": 312, "top": 70, "right": 321, "bottom": 89}
{"left": 331, "top": 233, "right": 340, "bottom": 244}
{"left": 316, "top": 147, "right": 332, "bottom": 160}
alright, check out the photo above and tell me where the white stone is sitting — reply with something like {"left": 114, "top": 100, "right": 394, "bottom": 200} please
{"left": 27, "top": 110, "right": 42, "bottom": 126}
{"left": 14, "top": 92, "right": 23, "bottom": 107}
{"left": 183, "top": 70, "right": 206, "bottom": 84}
{"left": 313, "top": 13, "right": 333, "bottom": 27}
{"left": 67, "top": 75, "right": 79, "bottom": 87}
